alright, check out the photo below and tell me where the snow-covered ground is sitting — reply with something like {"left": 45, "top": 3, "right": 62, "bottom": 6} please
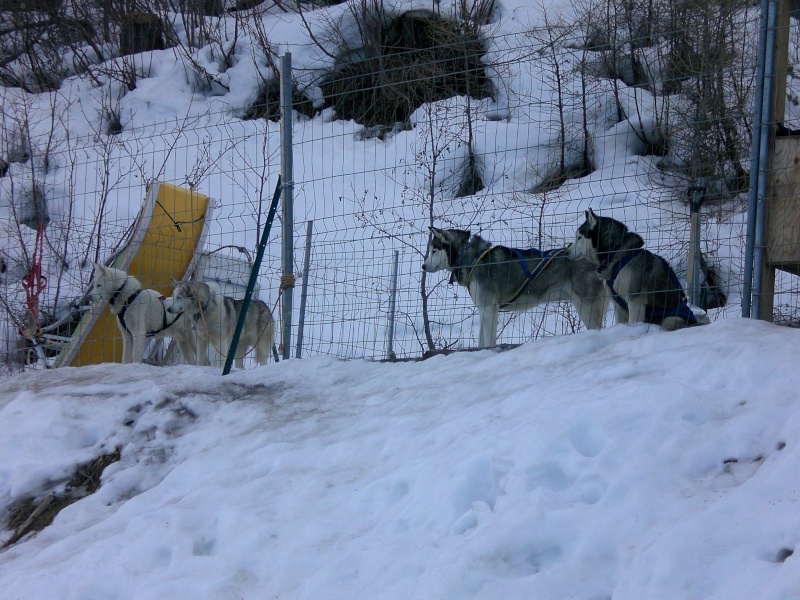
{"left": 1, "top": 1, "right": 799, "bottom": 596}
{"left": 1, "top": 318, "right": 800, "bottom": 599}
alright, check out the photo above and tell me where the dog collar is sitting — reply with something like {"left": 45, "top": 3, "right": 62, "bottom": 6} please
{"left": 191, "top": 299, "right": 210, "bottom": 322}
{"left": 450, "top": 238, "right": 475, "bottom": 285}
{"left": 108, "top": 281, "right": 127, "bottom": 307}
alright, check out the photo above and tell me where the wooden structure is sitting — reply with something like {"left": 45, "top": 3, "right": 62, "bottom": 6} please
{"left": 759, "top": 0, "right": 800, "bottom": 320}
{"left": 53, "top": 181, "right": 209, "bottom": 366}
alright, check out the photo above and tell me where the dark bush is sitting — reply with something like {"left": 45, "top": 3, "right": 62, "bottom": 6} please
{"left": 243, "top": 78, "right": 316, "bottom": 121}
{"left": 120, "top": 12, "right": 166, "bottom": 56}
{"left": 321, "top": 9, "right": 494, "bottom": 129}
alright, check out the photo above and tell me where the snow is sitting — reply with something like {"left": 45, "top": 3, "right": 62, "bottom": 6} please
{"left": 0, "top": 0, "right": 799, "bottom": 595}
{"left": 1, "top": 319, "right": 800, "bottom": 599}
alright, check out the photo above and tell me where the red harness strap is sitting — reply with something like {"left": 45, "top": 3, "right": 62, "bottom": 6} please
{"left": 19, "top": 223, "right": 47, "bottom": 337}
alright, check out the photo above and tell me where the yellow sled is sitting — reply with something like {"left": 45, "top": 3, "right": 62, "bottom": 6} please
{"left": 53, "top": 181, "right": 210, "bottom": 367}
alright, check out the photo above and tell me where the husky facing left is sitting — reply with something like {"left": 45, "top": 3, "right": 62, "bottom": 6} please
{"left": 422, "top": 227, "right": 608, "bottom": 347}
{"left": 569, "top": 209, "right": 703, "bottom": 331}
{"left": 168, "top": 280, "right": 275, "bottom": 368}
{"left": 90, "top": 264, "right": 195, "bottom": 364}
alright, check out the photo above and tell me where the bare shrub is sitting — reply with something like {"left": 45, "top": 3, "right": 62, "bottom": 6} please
{"left": 571, "top": 0, "right": 755, "bottom": 204}
{"left": 318, "top": 2, "right": 495, "bottom": 132}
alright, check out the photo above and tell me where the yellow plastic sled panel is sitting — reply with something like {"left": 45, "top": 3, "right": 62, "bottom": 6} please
{"left": 55, "top": 181, "right": 209, "bottom": 367}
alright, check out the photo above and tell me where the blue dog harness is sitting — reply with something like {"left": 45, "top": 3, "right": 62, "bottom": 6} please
{"left": 459, "top": 244, "right": 567, "bottom": 307}
{"left": 606, "top": 248, "right": 698, "bottom": 325}
{"left": 501, "top": 248, "right": 568, "bottom": 308}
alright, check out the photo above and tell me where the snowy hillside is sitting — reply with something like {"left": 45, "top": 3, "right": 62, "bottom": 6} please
{"left": 2, "top": 1, "right": 799, "bottom": 596}
{"left": 0, "top": 0, "right": 776, "bottom": 367}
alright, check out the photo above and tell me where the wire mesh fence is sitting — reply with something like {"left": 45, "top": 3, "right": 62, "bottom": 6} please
{"left": 0, "top": 0, "right": 797, "bottom": 374}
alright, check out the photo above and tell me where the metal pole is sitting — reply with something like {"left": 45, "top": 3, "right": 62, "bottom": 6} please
{"left": 295, "top": 220, "right": 313, "bottom": 359}
{"left": 687, "top": 187, "right": 705, "bottom": 307}
{"left": 692, "top": 211, "right": 702, "bottom": 307}
{"left": 385, "top": 250, "right": 399, "bottom": 361}
{"left": 222, "top": 176, "right": 282, "bottom": 376}
{"left": 743, "top": 0, "right": 772, "bottom": 317}
{"left": 753, "top": 0, "right": 778, "bottom": 320}
{"left": 280, "top": 52, "right": 294, "bottom": 359}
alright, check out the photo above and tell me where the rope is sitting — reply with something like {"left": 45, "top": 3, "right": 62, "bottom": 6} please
{"left": 205, "top": 244, "right": 253, "bottom": 263}
{"left": 19, "top": 223, "right": 47, "bottom": 339}
{"left": 155, "top": 199, "right": 204, "bottom": 233}
{"left": 279, "top": 274, "right": 296, "bottom": 290}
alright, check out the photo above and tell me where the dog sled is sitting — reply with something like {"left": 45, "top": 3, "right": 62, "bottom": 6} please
{"left": 50, "top": 181, "right": 211, "bottom": 367}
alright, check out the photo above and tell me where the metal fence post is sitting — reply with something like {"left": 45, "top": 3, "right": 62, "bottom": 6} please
{"left": 744, "top": 0, "right": 772, "bottom": 318}
{"left": 385, "top": 250, "right": 399, "bottom": 361}
{"left": 687, "top": 186, "right": 705, "bottom": 307}
{"left": 295, "top": 220, "right": 313, "bottom": 359}
{"left": 752, "top": 0, "right": 779, "bottom": 320}
{"left": 280, "top": 52, "right": 294, "bottom": 359}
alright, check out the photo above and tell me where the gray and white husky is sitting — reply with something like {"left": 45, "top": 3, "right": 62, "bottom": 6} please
{"left": 168, "top": 280, "right": 275, "bottom": 368}
{"left": 90, "top": 263, "right": 195, "bottom": 364}
{"left": 569, "top": 208, "right": 703, "bottom": 331}
{"left": 422, "top": 227, "right": 608, "bottom": 347}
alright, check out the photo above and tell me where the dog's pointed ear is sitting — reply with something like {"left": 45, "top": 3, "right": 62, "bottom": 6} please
{"left": 93, "top": 263, "right": 105, "bottom": 275}
{"left": 170, "top": 278, "right": 179, "bottom": 286}
{"left": 585, "top": 208, "right": 598, "bottom": 228}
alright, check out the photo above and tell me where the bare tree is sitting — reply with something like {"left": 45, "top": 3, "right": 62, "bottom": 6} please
{"left": 571, "top": 0, "right": 755, "bottom": 203}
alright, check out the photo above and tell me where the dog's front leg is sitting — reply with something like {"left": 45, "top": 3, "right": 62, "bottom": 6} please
{"left": 577, "top": 296, "right": 606, "bottom": 330}
{"left": 613, "top": 303, "right": 628, "bottom": 326}
{"left": 121, "top": 330, "right": 134, "bottom": 364}
{"left": 131, "top": 335, "right": 147, "bottom": 363}
{"left": 627, "top": 300, "right": 648, "bottom": 325}
{"left": 178, "top": 334, "right": 196, "bottom": 366}
{"left": 475, "top": 292, "right": 499, "bottom": 348}
{"left": 196, "top": 330, "right": 210, "bottom": 366}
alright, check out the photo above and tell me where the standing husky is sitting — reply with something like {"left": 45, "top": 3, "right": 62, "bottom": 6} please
{"left": 569, "top": 208, "right": 700, "bottom": 330}
{"left": 89, "top": 264, "right": 195, "bottom": 364}
{"left": 168, "top": 280, "right": 275, "bottom": 368}
{"left": 422, "top": 227, "right": 608, "bottom": 347}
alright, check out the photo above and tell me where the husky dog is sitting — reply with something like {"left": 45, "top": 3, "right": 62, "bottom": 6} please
{"left": 89, "top": 264, "right": 194, "bottom": 364}
{"left": 569, "top": 208, "right": 700, "bottom": 331}
{"left": 168, "top": 280, "right": 275, "bottom": 368}
{"left": 422, "top": 227, "right": 608, "bottom": 347}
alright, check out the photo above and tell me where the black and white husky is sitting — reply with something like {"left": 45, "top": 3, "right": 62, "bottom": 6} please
{"left": 168, "top": 280, "right": 275, "bottom": 368}
{"left": 569, "top": 208, "right": 703, "bottom": 331}
{"left": 422, "top": 227, "right": 608, "bottom": 347}
{"left": 89, "top": 263, "right": 195, "bottom": 364}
